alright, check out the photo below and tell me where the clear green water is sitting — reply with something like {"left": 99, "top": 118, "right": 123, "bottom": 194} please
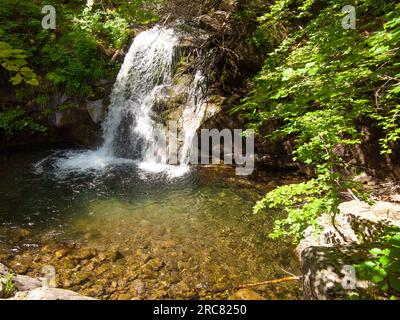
{"left": 0, "top": 148, "right": 302, "bottom": 299}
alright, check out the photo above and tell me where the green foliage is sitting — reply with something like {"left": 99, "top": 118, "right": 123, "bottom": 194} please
{"left": 355, "top": 233, "right": 400, "bottom": 299}
{"left": 42, "top": 29, "right": 107, "bottom": 96}
{"left": 234, "top": 0, "right": 400, "bottom": 241}
{"left": 0, "top": 108, "right": 47, "bottom": 136}
{"left": 0, "top": 0, "right": 159, "bottom": 98}
{"left": 0, "top": 41, "right": 39, "bottom": 86}
{"left": 71, "top": 7, "right": 130, "bottom": 49}
{"left": 0, "top": 273, "right": 16, "bottom": 298}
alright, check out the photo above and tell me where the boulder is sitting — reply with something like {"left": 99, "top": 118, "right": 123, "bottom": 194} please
{"left": 297, "top": 200, "right": 400, "bottom": 256}
{"left": 297, "top": 200, "right": 400, "bottom": 300}
{"left": 301, "top": 246, "right": 378, "bottom": 300}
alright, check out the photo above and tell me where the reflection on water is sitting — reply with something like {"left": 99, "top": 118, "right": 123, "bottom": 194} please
{"left": 0, "top": 149, "right": 302, "bottom": 299}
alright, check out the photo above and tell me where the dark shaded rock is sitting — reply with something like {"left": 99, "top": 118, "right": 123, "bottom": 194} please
{"left": 108, "top": 248, "right": 124, "bottom": 262}
{"left": 301, "top": 246, "right": 379, "bottom": 300}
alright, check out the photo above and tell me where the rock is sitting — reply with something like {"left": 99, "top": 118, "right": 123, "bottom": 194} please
{"left": 297, "top": 200, "right": 400, "bottom": 300}
{"left": 95, "top": 264, "right": 111, "bottom": 276}
{"left": 107, "top": 248, "right": 124, "bottom": 262}
{"left": 84, "top": 284, "right": 104, "bottom": 297}
{"left": 71, "top": 271, "right": 91, "bottom": 286}
{"left": 301, "top": 246, "right": 378, "bottom": 300}
{"left": 9, "top": 254, "right": 33, "bottom": 274}
{"left": 141, "top": 258, "right": 165, "bottom": 278}
{"left": 12, "top": 275, "right": 42, "bottom": 292}
{"left": 197, "top": 11, "right": 229, "bottom": 32}
{"left": 371, "top": 201, "right": 400, "bottom": 220}
{"left": 86, "top": 99, "right": 107, "bottom": 124}
{"left": 10, "top": 287, "right": 96, "bottom": 300}
{"left": 129, "top": 279, "right": 145, "bottom": 296}
{"left": 297, "top": 200, "right": 400, "bottom": 256}
{"left": 116, "top": 293, "right": 133, "bottom": 300}
{"left": 55, "top": 249, "right": 68, "bottom": 259}
{"left": 75, "top": 248, "right": 96, "bottom": 260}
{"left": 0, "top": 263, "right": 40, "bottom": 292}
{"left": 17, "top": 228, "right": 31, "bottom": 240}
{"left": 353, "top": 173, "right": 379, "bottom": 186}
{"left": 229, "top": 289, "right": 266, "bottom": 300}
{"left": 0, "top": 263, "right": 9, "bottom": 275}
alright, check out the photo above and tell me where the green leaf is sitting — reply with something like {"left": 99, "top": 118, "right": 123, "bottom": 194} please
{"left": 389, "top": 275, "right": 400, "bottom": 292}
{"left": 10, "top": 73, "right": 23, "bottom": 85}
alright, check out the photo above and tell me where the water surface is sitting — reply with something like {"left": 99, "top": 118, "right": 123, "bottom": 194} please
{"left": 0, "top": 148, "right": 302, "bottom": 299}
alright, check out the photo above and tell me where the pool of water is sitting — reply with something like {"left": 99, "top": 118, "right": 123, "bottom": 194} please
{"left": 0, "top": 148, "right": 302, "bottom": 300}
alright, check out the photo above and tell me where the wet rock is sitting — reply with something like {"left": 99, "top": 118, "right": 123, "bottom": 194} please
{"left": 117, "top": 279, "right": 127, "bottom": 289}
{"left": 129, "top": 279, "right": 145, "bottom": 296}
{"left": 71, "top": 271, "right": 91, "bottom": 286}
{"left": 17, "top": 228, "right": 31, "bottom": 241}
{"left": 229, "top": 289, "right": 266, "bottom": 300}
{"left": 62, "top": 279, "right": 72, "bottom": 288}
{"left": 75, "top": 248, "right": 96, "bottom": 260}
{"left": 141, "top": 258, "right": 165, "bottom": 278}
{"left": 135, "top": 249, "right": 151, "bottom": 265}
{"left": 10, "top": 254, "right": 33, "bottom": 274}
{"left": 55, "top": 249, "right": 68, "bottom": 259}
{"left": 95, "top": 264, "right": 110, "bottom": 276}
{"left": 108, "top": 248, "right": 124, "bottom": 262}
{"left": 117, "top": 293, "right": 133, "bottom": 300}
{"left": 84, "top": 284, "right": 104, "bottom": 297}
{"left": 86, "top": 99, "right": 107, "bottom": 124}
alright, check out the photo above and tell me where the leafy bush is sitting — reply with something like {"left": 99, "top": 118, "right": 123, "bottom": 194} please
{"left": 234, "top": 0, "right": 400, "bottom": 242}
{"left": 73, "top": 7, "right": 130, "bottom": 49}
{"left": 42, "top": 29, "right": 107, "bottom": 96}
{"left": 0, "top": 108, "right": 47, "bottom": 136}
{"left": 355, "top": 233, "right": 400, "bottom": 300}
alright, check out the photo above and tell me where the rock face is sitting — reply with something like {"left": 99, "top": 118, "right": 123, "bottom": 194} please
{"left": 297, "top": 200, "right": 400, "bottom": 300}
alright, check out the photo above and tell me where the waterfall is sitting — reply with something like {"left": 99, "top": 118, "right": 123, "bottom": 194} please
{"left": 101, "top": 26, "right": 179, "bottom": 163}
{"left": 50, "top": 25, "right": 208, "bottom": 177}
{"left": 178, "top": 71, "right": 207, "bottom": 165}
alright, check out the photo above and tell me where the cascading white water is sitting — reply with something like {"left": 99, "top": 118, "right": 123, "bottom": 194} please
{"left": 178, "top": 71, "right": 207, "bottom": 165}
{"left": 48, "top": 26, "right": 207, "bottom": 177}
{"left": 101, "top": 26, "right": 179, "bottom": 163}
